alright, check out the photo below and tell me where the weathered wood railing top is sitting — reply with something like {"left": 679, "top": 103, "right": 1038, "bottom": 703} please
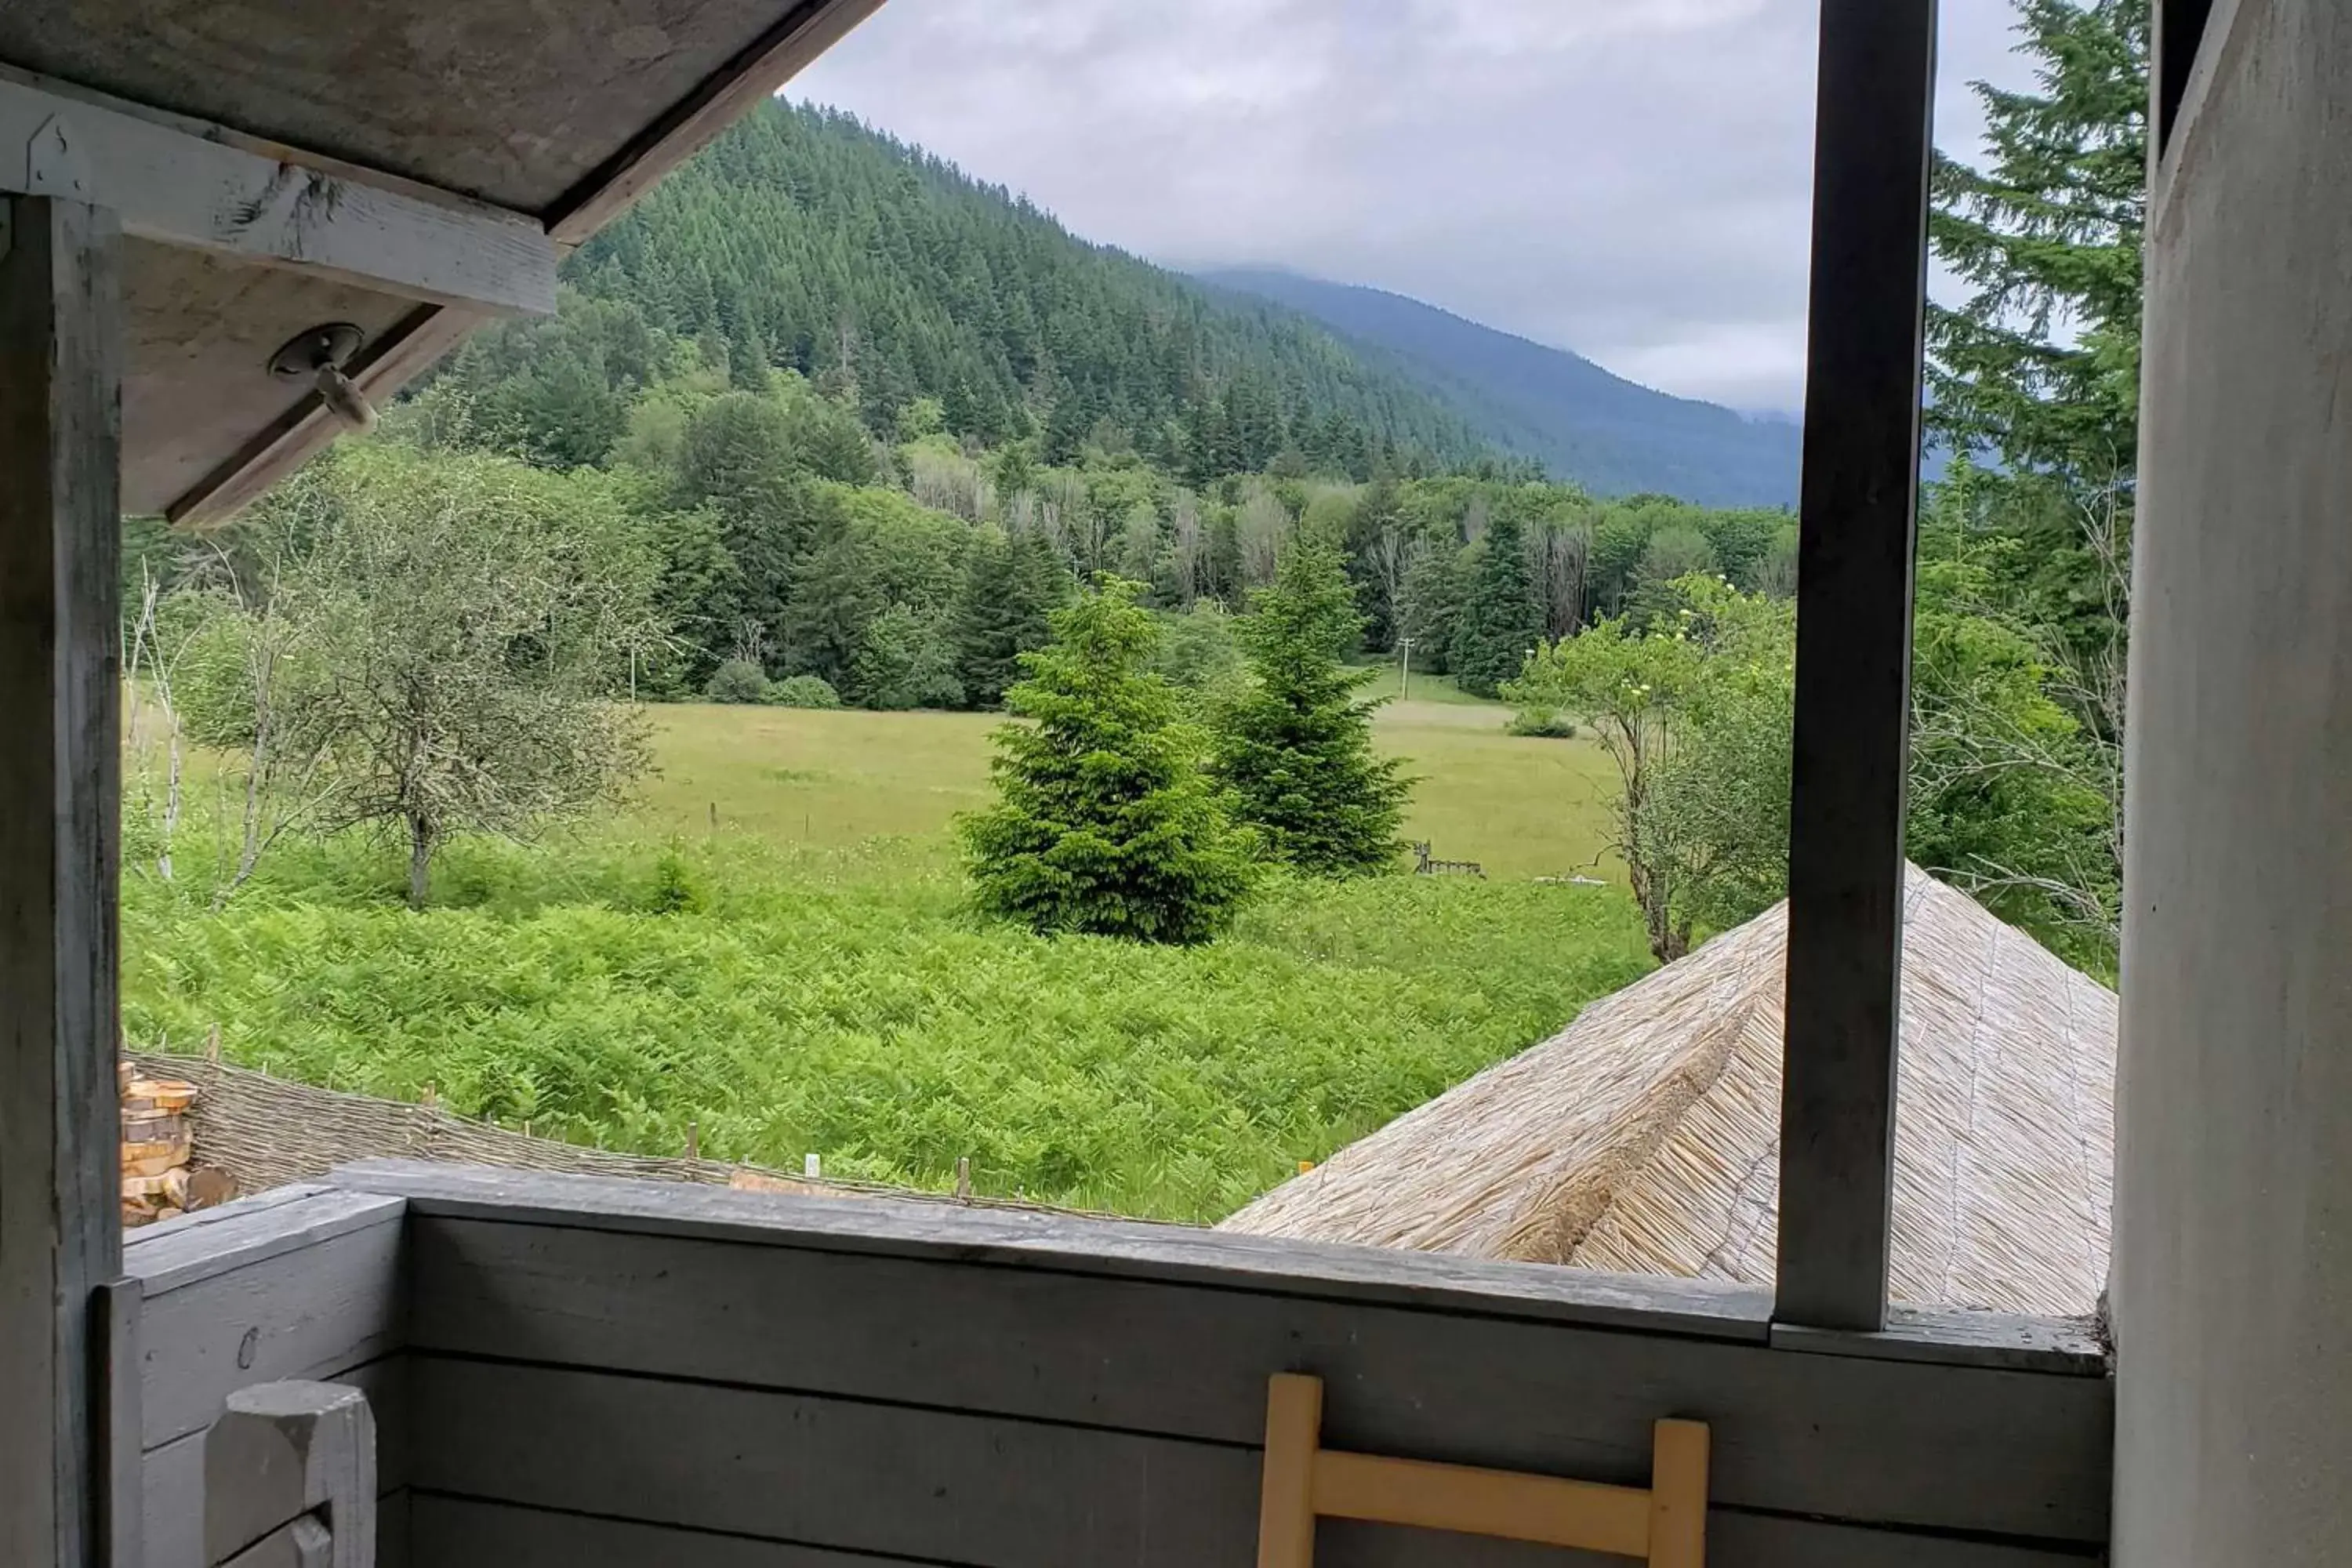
{"left": 123, "top": 1164, "right": 2112, "bottom": 1568}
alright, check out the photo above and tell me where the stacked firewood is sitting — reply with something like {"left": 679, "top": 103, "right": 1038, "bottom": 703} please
{"left": 119, "top": 1062, "right": 234, "bottom": 1227}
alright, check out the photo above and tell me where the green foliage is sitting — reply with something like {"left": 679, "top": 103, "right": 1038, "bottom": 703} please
{"left": 560, "top": 100, "right": 1488, "bottom": 475}
{"left": 216, "top": 445, "right": 659, "bottom": 908}
{"left": 1447, "top": 512, "right": 1545, "bottom": 697}
{"left": 962, "top": 579, "right": 1254, "bottom": 943}
{"left": 705, "top": 659, "right": 771, "bottom": 703}
{"left": 1151, "top": 601, "right": 1247, "bottom": 704}
{"left": 1213, "top": 542, "right": 1412, "bottom": 876}
{"left": 852, "top": 604, "right": 964, "bottom": 710}
{"left": 1929, "top": 0, "right": 2146, "bottom": 481}
{"left": 1506, "top": 600, "right": 1708, "bottom": 959}
{"left": 121, "top": 832, "right": 1651, "bottom": 1221}
{"left": 1504, "top": 709, "right": 1578, "bottom": 739}
{"left": 950, "top": 526, "right": 1070, "bottom": 708}
{"left": 765, "top": 674, "right": 842, "bottom": 710}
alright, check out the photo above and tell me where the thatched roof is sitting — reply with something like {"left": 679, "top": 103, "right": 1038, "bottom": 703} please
{"left": 1220, "top": 866, "right": 2115, "bottom": 1316}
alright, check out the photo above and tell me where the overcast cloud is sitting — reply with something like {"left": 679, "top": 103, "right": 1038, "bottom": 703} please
{"left": 793, "top": 1, "right": 2033, "bottom": 413}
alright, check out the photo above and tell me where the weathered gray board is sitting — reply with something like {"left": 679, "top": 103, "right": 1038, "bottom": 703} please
{"left": 0, "top": 191, "right": 125, "bottom": 1568}
{"left": 411, "top": 1495, "right": 2101, "bottom": 1568}
{"left": 124, "top": 1187, "right": 411, "bottom": 1568}
{"left": 325, "top": 1163, "right": 2111, "bottom": 1566}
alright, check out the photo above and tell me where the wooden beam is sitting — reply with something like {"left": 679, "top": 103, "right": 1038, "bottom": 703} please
{"left": 0, "top": 75, "right": 556, "bottom": 315}
{"left": 546, "top": 0, "right": 887, "bottom": 245}
{"left": 0, "top": 191, "right": 125, "bottom": 1568}
{"left": 1775, "top": 0, "right": 1939, "bottom": 1332}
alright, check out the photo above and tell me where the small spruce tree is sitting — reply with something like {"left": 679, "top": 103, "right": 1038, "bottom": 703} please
{"left": 1448, "top": 512, "right": 1545, "bottom": 696}
{"left": 961, "top": 578, "right": 1252, "bottom": 943}
{"left": 1214, "top": 542, "right": 1412, "bottom": 875}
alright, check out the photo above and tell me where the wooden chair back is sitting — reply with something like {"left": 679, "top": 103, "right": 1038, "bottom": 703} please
{"left": 1255, "top": 1373, "right": 1708, "bottom": 1567}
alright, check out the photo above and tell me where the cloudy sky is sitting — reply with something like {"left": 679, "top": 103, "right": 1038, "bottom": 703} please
{"left": 793, "top": 1, "right": 2034, "bottom": 414}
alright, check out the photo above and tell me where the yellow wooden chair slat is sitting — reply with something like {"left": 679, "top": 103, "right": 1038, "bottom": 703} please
{"left": 1255, "top": 1373, "right": 1710, "bottom": 1568}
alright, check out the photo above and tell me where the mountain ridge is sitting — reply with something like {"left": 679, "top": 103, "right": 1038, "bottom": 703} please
{"left": 1196, "top": 267, "right": 1803, "bottom": 506}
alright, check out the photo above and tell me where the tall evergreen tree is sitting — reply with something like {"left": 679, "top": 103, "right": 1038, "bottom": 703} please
{"left": 1213, "top": 542, "right": 1411, "bottom": 875}
{"left": 1929, "top": 0, "right": 2147, "bottom": 481}
{"left": 961, "top": 579, "right": 1252, "bottom": 943}
{"left": 1447, "top": 513, "right": 1544, "bottom": 697}
{"left": 952, "top": 527, "right": 1070, "bottom": 708}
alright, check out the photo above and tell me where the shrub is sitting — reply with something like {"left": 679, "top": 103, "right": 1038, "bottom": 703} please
{"left": 1506, "top": 708, "right": 1580, "bottom": 739}
{"left": 765, "top": 674, "right": 842, "bottom": 710}
{"left": 705, "top": 659, "right": 770, "bottom": 704}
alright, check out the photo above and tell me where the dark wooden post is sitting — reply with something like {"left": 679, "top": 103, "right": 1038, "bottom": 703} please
{"left": 1774, "top": 0, "right": 1939, "bottom": 1331}
{"left": 0, "top": 194, "right": 126, "bottom": 1566}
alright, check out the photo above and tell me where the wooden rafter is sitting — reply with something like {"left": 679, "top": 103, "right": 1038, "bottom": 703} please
{"left": 0, "top": 74, "right": 557, "bottom": 316}
{"left": 159, "top": 0, "right": 885, "bottom": 527}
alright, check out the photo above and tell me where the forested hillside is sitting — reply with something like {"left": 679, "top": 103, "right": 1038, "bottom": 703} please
{"left": 539, "top": 99, "right": 1497, "bottom": 481}
{"left": 1201, "top": 269, "right": 1806, "bottom": 506}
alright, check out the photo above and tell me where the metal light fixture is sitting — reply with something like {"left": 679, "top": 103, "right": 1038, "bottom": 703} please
{"left": 269, "top": 322, "right": 377, "bottom": 432}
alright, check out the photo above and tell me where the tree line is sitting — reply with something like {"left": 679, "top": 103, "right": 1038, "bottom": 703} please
{"left": 122, "top": 0, "right": 2140, "bottom": 970}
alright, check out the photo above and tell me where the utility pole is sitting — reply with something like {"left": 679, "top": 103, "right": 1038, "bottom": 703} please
{"left": 1397, "top": 637, "right": 1415, "bottom": 701}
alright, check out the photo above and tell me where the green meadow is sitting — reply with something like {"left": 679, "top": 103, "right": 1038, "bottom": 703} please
{"left": 122, "top": 695, "right": 1648, "bottom": 1221}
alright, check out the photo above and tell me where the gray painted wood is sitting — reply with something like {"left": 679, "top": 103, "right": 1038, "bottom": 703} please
{"left": 203, "top": 1383, "right": 373, "bottom": 1568}
{"left": 213, "top": 1518, "right": 330, "bottom": 1568}
{"left": 0, "top": 191, "right": 124, "bottom": 1568}
{"left": 103, "top": 1279, "right": 147, "bottom": 1568}
{"left": 127, "top": 1190, "right": 405, "bottom": 1298}
{"left": 413, "top": 1357, "right": 1263, "bottom": 1568}
{"left": 406, "top": 1215, "right": 2110, "bottom": 1543}
{"left": 329, "top": 1160, "right": 1773, "bottom": 1340}
{"left": 1775, "top": 1305, "right": 2107, "bottom": 1375}
{"left": 0, "top": 74, "right": 554, "bottom": 315}
{"left": 0, "top": 0, "right": 859, "bottom": 213}
{"left": 400, "top": 1420, "right": 2098, "bottom": 1568}
{"left": 546, "top": 0, "right": 883, "bottom": 243}
{"left": 1776, "top": 0, "right": 1940, "bottom": 1333}
{"left": 136, "top": 1211, "right": 405, "bottom": 1449}
{"left": 143, "top": 1359, "right": 407, "bottom": 1568}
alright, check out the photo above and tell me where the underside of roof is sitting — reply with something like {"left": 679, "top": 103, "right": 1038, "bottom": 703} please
{"left": 1221, "top": 866, "right": 2118, "bottom": 1318}
{"left": 0, "top": 0, "right": 882, "bottom": 521}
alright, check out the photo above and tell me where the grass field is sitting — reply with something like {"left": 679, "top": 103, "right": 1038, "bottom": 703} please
{"left": 637, "top": 693, "right": 1623, "bottom": 883}
{"left": 121, "top": 690, "right": 1650, "bottom": 1220}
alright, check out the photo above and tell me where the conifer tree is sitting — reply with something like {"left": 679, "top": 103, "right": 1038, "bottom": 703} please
{"left": 961, "top": 579, "right": 1252, "bottom": 943}
{"left": 951, "top": 527, "right": 1069, "bottom": 708}
{"left": 1447, "top": 512, "right": 1544, "bottom": 697}
{"left": 1213, "top": 542, "right": 1411, "bottom": 875}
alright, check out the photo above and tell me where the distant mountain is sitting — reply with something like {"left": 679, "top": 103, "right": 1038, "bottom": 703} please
{"left": 1196, "top": 269, "right": 1804, "bottom": 506}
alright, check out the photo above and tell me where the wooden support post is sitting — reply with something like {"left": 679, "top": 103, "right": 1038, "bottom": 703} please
{"left": 1647, "top": 1420, "right": 1711, "bottom": 1568}
{"left": 205, "top": 1381, "right": 377, "bottom": 1568}
{"left": 0, "top": 192, "right": 125, "bottom": 1568}
{"left": 1256, "top": 1374, "right": 1323, "bottom": 1568}
{"left": 1775, "top": 0, "right": 1939, "bottom": 1333}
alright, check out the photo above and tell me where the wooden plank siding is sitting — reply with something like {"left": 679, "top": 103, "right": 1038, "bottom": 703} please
{"left": 400, "top": 1214, "right": 2111, "bottom": 1541}
{"left": 114, "top": 1163, "right": 2110, "bottom": 1566}
{"left": 122, "top": 1188, "right": 411, "bottom": 1568}
{"left": 327, "top": 1163, "right": 2106, "bottom": 1565}
{"left": 411, "top": 1495, "right": 2103, "bottom": 1568}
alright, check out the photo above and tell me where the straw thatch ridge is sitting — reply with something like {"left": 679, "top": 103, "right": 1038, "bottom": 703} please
{"left": 1219, "top": 866, "right": 2117, "bottom": 1316}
